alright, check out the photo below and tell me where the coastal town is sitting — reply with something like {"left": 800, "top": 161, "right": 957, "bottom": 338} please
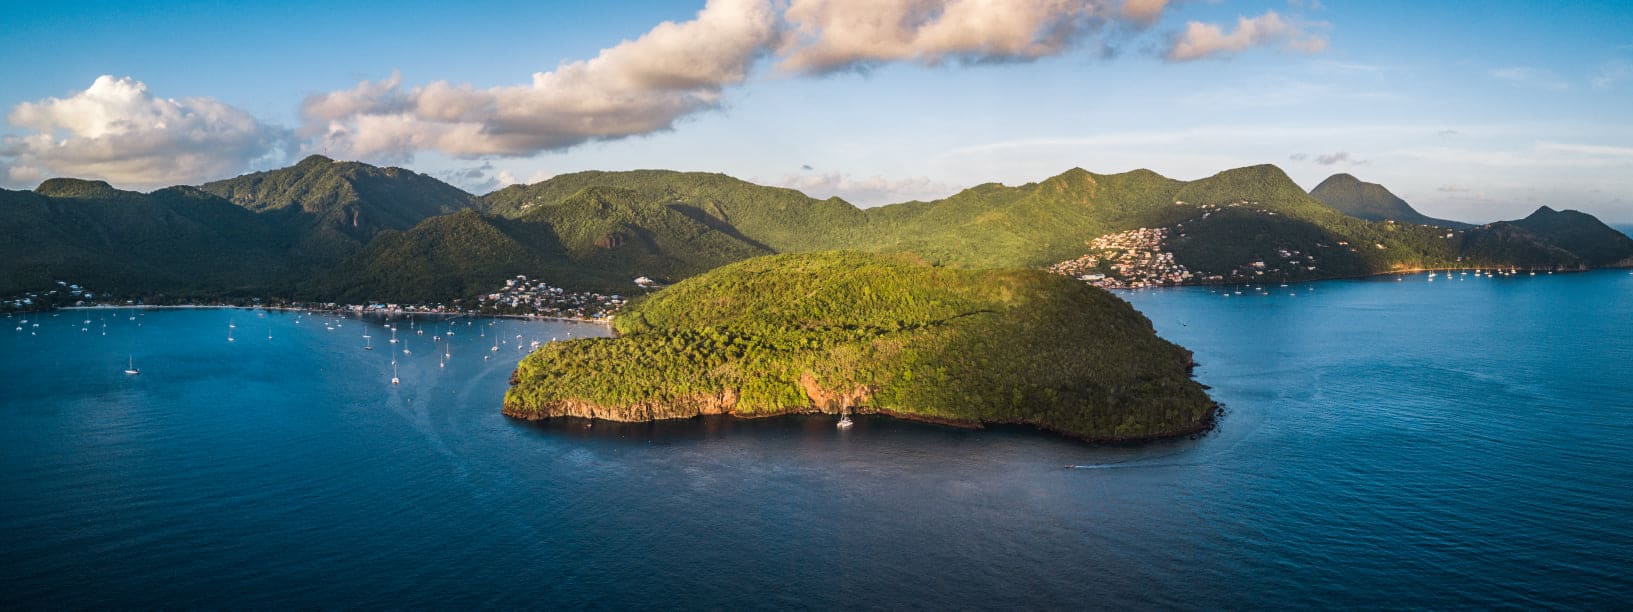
{"left": 475, "top": 275, "right": 627, "bottom": 320}
{"left": 1048, "top": 227, "right": 1195, "bottom": 289}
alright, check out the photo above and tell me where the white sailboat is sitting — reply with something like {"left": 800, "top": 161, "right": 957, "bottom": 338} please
{"left": 227, "top": 326, "right": 235, "bottom": 342}
{"left": 391, "top": 360, "right": 400, "bottom": 385}
{"left": 364, "top": 335, "right": 373, "bottom": 351}
{"left": 123, "top": 355, "right": 140, "bottom": 375}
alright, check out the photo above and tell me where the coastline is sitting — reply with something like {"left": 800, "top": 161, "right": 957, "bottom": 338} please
{"left": 55, "top": 303, "right": 614, "bottom": 326}
{"left": 503, "top": 400, "right": 1222, "bottom": 445}
{"left": 1109, "top": 262, "right": 1630, "bottom": 291}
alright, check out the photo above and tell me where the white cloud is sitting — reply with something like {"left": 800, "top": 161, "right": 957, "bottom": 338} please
{"left": 2, "top": 75, "right": 287, "bottom": 187}
{"left": 1166, "top": 11, "right": 1327, "bottom": 61}
{"left": 778, "top": 171, "right": 957, "bottom": 206}
{"left": 1313, "top": 151, "right": 1364, "bottom": 165}
{"left": 304, "top": 0, "right": 779, "bottom": 160}
{"left": 778, "top": 0, "right": 1171, "bottom": 74}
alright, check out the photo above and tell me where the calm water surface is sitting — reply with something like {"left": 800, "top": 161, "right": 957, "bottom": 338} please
{"left": 3, "top": 271, "right": 1633, "bottom": 608}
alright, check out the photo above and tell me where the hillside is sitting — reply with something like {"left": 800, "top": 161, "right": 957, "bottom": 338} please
{"left": 201, "top": 155, "right": 478, "bottom": 259}
{"left": 503, "top": 252, "right": 1216, "bottom": 442}
{"left": 320, "top": 185, "right": 778, "bottom": 303}
{"left": 0, "top": 186, "right": 293, "bottom": 297}
{"left": 5, "top": 159, "right": 1629, "bottom": 305}
{"left": 1310, "top": 173, "right": 1472, "bottom": 229}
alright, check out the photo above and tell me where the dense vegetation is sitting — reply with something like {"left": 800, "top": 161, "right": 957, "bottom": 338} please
{"left": 4, "top": 157, "right": 1629, "bottom": 305}
{"left": 504, "top": 252, "right": 1216, "bottom": 441}
{"left": 200, "top": 154, "right": 479, "bottom": 260}
{"left": 0, "top": 186, "right": 295, "bottom": 298}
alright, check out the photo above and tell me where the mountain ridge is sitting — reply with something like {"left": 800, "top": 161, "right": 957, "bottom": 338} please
{"left": 5, "top": 158, "right": 1629, "bottom": 303}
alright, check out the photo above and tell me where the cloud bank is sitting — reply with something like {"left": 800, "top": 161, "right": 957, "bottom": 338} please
{"left": 303, "top": 0, "right": 778, "bottom": 160}
{"left": 1166, "top": 11, "right": 1326, "bottom": 61}
{"left": 2, "top": 76, "right": 287, "bottom": 186}
{"left": 309, "top": 0, "right": 1193, "bottom": 160}
{"left": 776, "top": 0, "right": 1168, "bottom": 74}
{"left": 3, "top": 1, "right": 1341, "bottom": 185}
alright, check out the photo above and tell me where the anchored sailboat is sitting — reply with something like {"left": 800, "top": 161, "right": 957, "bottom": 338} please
{"left": 123, "top": 355, "right": 140, "bottom": 375}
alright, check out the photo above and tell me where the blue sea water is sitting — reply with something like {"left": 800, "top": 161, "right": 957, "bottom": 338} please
{"left": 3, "top": 271, "right": 1632, "bottom": 608}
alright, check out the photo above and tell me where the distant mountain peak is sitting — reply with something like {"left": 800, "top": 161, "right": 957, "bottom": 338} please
{"left": 1310, "top": 173, "right": 1471, "bottom": 229}
{"left": 297, "top": 154, "right": 335, "bottom": 166}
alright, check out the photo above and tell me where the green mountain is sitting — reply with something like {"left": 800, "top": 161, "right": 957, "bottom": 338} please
{"left": 0, "top": 186, "right": 292, "bottom": 297}
{"left": 319, "top": 184, "right": 780, "bottom": 303}
{"left": 1476, "top": 206, "right": 1633, "bottom": 267}
{"left": 483, "top": 169, "right": 866, "bottom": 252}
{"left": 1309, "top": 173, "right": 1473, "bottom": 229}
{"left": 200, "top": 154, "right": 479, "bottom": 259}
{"left": 504, "top": 251, "right": 1216, "bottom": 442}
{"left": 6, "top": 158, "right": 1630, "bottom": 304}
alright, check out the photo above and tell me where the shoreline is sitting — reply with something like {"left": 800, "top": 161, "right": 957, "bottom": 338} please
{"left": 54, "top": 303, "right": 614, "bottom": 326}
{"left": 1110, "top": 262, "right": 1629, "bottom": 291}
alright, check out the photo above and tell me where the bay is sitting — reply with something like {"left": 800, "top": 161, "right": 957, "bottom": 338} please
{"left": 3, "top": 270, "right": 1632, "bottom": 608}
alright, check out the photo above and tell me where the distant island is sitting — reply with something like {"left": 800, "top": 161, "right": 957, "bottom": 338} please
{"left": 503, "top": 252, "right": 1217, "bottom": 442}
{"left": 5, "top": 156, "right": 1631, "bottom": 311}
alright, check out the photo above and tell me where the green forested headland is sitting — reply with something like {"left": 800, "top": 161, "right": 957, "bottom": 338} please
{"left": 503, "top": 252, "right": 1216, "bottom": 442}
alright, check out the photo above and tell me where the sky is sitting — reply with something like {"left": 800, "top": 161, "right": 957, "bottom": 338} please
{"left": 1, "top": 0, "right": 1631, "bottom": 222}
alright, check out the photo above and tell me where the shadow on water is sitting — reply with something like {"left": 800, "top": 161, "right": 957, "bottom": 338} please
{"left": 509, "top": 412, "right": 1209, "bottom": 461}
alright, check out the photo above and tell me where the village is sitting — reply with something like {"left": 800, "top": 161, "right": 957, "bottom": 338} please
{"left": 474, "top": 275, "right": 628, "bottom": 320}
{"left": 1048, "top": 227, "right": 1195, "bottom": 289}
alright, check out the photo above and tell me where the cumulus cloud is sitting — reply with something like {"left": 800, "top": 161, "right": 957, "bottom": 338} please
{"left": 1, "top": 75, "right": 287, "bottom": 187}
{"left": 779, "top": 171, "right": 956, "bottom": 206}
{"left": 778, "top": 0, "right": 1170, "bottom": 74}
{"left": 1166, "top": 11, "right": 1326, "bottom": 61}
{"left": 303, "top": 0, "right": 778, "bottom": 160}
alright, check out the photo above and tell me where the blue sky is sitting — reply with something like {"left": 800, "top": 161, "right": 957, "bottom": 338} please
{"left": 2, "top": 0, "right": 1631, "bottom": 222}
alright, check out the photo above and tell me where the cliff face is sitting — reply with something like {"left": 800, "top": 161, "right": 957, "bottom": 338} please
{"left": 502, "top": 252, "right": 1217, "bottom": 443}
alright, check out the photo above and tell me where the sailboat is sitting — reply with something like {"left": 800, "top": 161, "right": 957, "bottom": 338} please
{"left": 837, "top": 408, "right": 854, "bottom": 429}
{"left": 227, "top": 326, "right": 235, "bottom": 342}
{"left": 391, "top": 360, "right": 400, "bottom": 385}
{"left": 364, "top": 335, "right": 373, "bottom": 351}
{"left": 123, "top": 355, "right": 140, "bottom": 375}
{"left": 390, "top": 327, "right": 398, "bottom": 344}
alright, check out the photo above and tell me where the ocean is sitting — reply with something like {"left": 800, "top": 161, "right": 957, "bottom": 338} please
{"left": 3, "top": 270, "right": 1631, "bottom": 608}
